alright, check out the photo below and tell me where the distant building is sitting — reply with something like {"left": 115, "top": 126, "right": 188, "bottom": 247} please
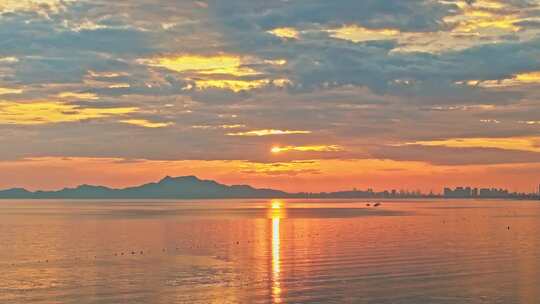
{"left": 444, "top": 186, "right": 510, "bottom": 198}
{"left": 444, "top": 186, "right": 472, "bottom": 198}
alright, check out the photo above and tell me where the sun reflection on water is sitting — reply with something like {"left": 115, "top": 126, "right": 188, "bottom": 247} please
{"left": 269, "top": 199, "right": 285, "bottom": 303}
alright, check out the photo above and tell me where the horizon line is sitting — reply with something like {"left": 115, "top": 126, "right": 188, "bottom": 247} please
{"left": 1, "top": 174, "right": 539, "bottom": 196}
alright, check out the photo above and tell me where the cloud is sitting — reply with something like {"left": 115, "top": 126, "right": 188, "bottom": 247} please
{"left": 327, "top": 25, "right": 400, "bottom": 43}
{"left": 57, "top": 92, "right": 99, "bottom": 100}
{"left": 373, "top": 144, "right": 540, "bottom": 165}
{"left": 399, "top": 136, "right": 540, "bottom": 153}
{"left": 240, "top": 161, "right": 321, "bottom": 176}
{"left": 267, "top": 27, "right": 300, "bottom": 40}
{"left": 193, "top": 79, "right": 271, "bottom": 92}
{"left": 192, "top": 124, "right": 245, "bottom": 130}
{"left": 137, "top": 54, "right": 292, "bottom": 92}
{"left": 0, "top": 88, "right": 22, "bottom": 95}
{"left": 459, "top": 71, "right": 540, "bottom": 88}
{"left": 0, "top": 57, "right": 19, "bottom": 63}
{"left": 0, "top": 0, "right": 71, "bottom": 14}
{"left": 271, "top": 145, "right": 344, "bottom": 153}
{"left": 0, "top": 0, "right": 539, "bottom": 184}
{"left": 120, "top": 119, "right": 174, "bottom": 128}
{"left": 138, "top": 54, "right": 260, "bottom": 76}
{"left": 0, "top": 101, "right": 137, "bottom": 125}
{"left": 227, "top": 129, "right": 311, "bottom": 136}
{"left": 214, "top": 0, "right": 456, "bottom": 32}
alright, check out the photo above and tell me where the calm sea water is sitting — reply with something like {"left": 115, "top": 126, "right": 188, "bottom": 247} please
{"left": 0, "top": 199, "right": 539, "bottom": 303}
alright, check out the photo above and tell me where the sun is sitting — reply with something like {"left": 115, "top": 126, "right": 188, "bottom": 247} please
{"left": 271, "top": 199, "right": 283, "bottom": 209}
{"left": 271, "top": 146, "right": 282, "bottom": 154}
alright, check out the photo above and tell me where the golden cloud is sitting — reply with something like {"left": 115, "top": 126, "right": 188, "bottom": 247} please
{"left": 108, "top": 83, "right": 131, "bottom": 89}
{"left": 87, "top": 71, "right": 128, "bottom": 78}
{"left": 0, "top": 101, "right": 137, "bottom": 125}
{"left": 264, "top": 59, "right": 287, "bottom": 66}
{"left": 228, "top": 129, "right": 311, "bottom": 136}
{"left": 192, "top": 124, "right": 246, "bottom": 130}
{"left": 459, "top": 71, "right": 540, "bottom": 88}
{"left": 57, "top": 92, "right": 99, "bottom": 100}
{"left": 0, "top": 88, "right": 23, "bottom": 95}
{"left": 0, "top": 57, "right": 18, "bottom": 63}
{"left": 120, "top": 119, "right": 174, "bottom": 128}
{"left": 0, "top": 0, "right": 71, "bottom": 13}
{"left": 194, "top": 79, "right": 269, "bottom": 92}
{"left": 401, "top": 137, "right": 540, "bottom": 153}
{"left": 271, "top": 145, "right": 344, "bottom": 153}
{"left": 139, "top": 54, "right": 259, "bottom": 77}
{"left": 518, "top": 121, "right": 540, "bottom": 125}
{"left": 325, "top": 0, "right": 533, "bottom": 54}
{"left": 194, "top": 78, "right": 290, "bottom": 92}
{"left": 448, "top": 0, "right": 521, "bottom": 33}
{"left": 139, "top": 54, "right": 291, "bottom": 92}
{"left": 267, "top": 27, "right": 300, "bottom": 40}
{"left": 328, "top": 25, "right": 400, "bottom": 43}
{"left": 240, "top": 161, "right": 321, "bottom": 176}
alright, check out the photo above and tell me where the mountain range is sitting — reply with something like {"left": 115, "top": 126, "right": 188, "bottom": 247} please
{"left": 0, "top": 175, "right": 450, "bottom": 199}
{"left": 0, "top": 176, "right": 293, "bottom": 199}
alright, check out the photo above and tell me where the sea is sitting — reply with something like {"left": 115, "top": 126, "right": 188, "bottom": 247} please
{"left": 0, "top": 199, "right": 539, "bottom": 303}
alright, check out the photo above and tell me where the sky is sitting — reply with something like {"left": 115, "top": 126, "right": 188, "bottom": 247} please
{"left": 1, "top": 0, "right": 540, "bottom": 193}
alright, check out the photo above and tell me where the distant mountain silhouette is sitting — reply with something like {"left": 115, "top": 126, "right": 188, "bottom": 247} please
{"left": 0, "top": 176, "right": 535, "bottom": 200}
{"left": 0, "top": 176, "right": 289, "bottom": 199}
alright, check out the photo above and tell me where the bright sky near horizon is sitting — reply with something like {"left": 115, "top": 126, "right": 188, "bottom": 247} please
{"left": 1, "top": 0, "right": 540, "bottom": 192}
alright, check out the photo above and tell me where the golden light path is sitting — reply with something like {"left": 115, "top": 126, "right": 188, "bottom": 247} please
{"left": 270, "top": 199, "right": 285, "bottom": 304}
